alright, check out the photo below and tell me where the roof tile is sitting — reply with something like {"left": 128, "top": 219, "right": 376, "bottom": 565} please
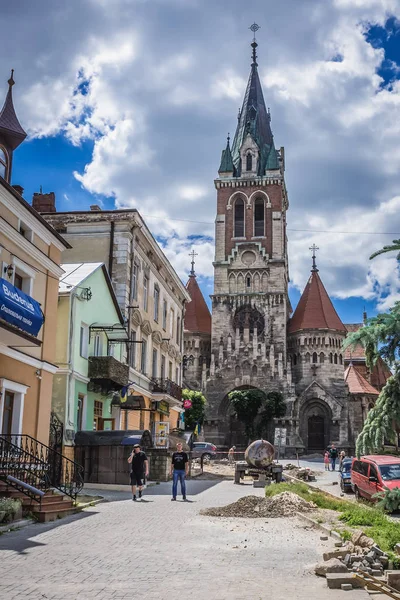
{"left": 344, "top": 363, "right": 379, "bottom": 396}
{"left": 184, "top": 275, "right": 211, "bottom": 335}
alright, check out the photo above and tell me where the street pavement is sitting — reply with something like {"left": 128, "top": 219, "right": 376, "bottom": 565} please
{"left": 0, "top": 478, "right": 370, "bottom": 600}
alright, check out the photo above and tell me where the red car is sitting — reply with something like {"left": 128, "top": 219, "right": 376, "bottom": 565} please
{"left": 351, "top": 455, "right": 400, "bottom": 501}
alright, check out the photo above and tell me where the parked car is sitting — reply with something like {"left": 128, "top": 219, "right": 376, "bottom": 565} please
{"left": 339, "top": 458, "right": 353, "bottom": 493}
{"left": 191, "top": 442, "right": 217, "bottom": 461}
{"left": 351, "top": 455, "right": 400, "bottom": 501}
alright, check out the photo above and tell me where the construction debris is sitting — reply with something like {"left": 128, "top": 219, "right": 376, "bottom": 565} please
{"left": 201, "top": 492, "right": 316, "bottom": 518}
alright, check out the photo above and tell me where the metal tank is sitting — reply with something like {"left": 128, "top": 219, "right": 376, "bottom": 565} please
{"left": 244, "top": 439, "right": 275, "bottom": 469}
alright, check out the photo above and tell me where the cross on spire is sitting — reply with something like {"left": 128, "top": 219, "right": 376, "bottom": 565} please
{"left": 189, "top": 250, "right": 198, "bottom": 276}
{"left": 249, "top": 22, "right": 260, "bottom": 66}
{"left": 309, "top": 244, "right": 319, "bottom": 272}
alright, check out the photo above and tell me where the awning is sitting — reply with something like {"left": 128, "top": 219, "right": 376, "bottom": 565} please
{"left": 111, "top": 394, "right": 146, "bottom": 410}
{"left": 90, "top": 322, "right": 129, "bottom": 343}
{"left": 0, "top": 277, "right": 43, "bottom": 337}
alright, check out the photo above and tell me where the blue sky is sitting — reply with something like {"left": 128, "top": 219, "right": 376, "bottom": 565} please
{"left": 4, "top": 0, "right": 400, "bottom": 324}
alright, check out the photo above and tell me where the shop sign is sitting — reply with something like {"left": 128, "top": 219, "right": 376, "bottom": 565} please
{"left": 158, "top": 400, "right": 170, "bottom": 416}
{"left": 154, "top": 422, "right": 169, "bottom": 448}
{"left": 0, "top": 277, "right": 43, "bottom": 336}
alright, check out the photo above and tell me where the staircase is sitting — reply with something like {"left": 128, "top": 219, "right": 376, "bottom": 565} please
{"left": 0, "top": 434, "right": 84, "bottom": 522}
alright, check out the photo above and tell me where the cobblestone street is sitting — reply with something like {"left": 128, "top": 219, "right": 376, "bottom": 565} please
{"left": 0, "top": 480, "right": 370, "bottom": 600}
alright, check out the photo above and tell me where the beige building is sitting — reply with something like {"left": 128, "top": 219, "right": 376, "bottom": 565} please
{"left": 33, "top": 201, "right": 191, "bottom": 437}
{"left": 0, "top": 74, "right": 69, "bottom": 445}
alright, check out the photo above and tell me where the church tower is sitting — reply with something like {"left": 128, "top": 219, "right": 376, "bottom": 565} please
{"left": 0, "top": 71, "right": 27, "bottom": 183}
{"left": 204, "top": 30, "right": 293, "bottom": 446}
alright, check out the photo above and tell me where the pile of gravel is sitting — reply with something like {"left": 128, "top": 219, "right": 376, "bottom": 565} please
{"left": 201, "top": 492, "right": 316, "bottom": 518}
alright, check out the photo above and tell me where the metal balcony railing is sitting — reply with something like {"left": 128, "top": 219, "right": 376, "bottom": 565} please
{"left": 151, "top": 378, "right": 182, "bottom": 401}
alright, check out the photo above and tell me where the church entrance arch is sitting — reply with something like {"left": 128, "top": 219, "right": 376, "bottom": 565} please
{"left": 300, "top": 400, "right": 332, "bottom": 453}
{"left": 218, "top": 385, "right": 260, "bottom": 447}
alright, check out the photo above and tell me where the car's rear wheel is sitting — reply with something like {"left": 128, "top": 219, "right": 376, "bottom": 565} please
{"left": 202, "top": 453, "right": 212, "bottom": 463}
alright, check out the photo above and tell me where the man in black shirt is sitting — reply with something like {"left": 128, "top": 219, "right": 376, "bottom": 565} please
{"left": 170, "top": 442, "right": 189, "bottom": 501}
{"left": 128, "top": 444, "right": 149, "bottom": 501}
{"left": 329, "top": 445, "right": 338, "bottom": 471}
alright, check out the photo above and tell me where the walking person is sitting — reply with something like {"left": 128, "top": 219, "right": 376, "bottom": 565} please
{"left": 329, "top": 444, "right": 338, "bottom": 471}
{"left": 324, "top": 450, "right": 330, "bottom": 471}
{"left": 171, "top": 442, "right": 189, "bottom": 501}
{"left": 339, "top": 449, "right": 346, "bottom": 471}
{"left": 228, "top": 446, "right": 236, "bottom": 464}
{"left": 128, "top": 443, "right": 149, "bottom": 502}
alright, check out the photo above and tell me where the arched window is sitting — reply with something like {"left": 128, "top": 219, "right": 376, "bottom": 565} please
{"left": 329, "top": 353, "right": 333, "bottom": 363}
{"left": 339, "top": 354, "right": 343, "bottom": 365}
{"left": 246, "top": 275, "right": 251, "bottom": 289}
{"left": 312, "top": 352, "right": 318, "bottom": 364}
{"left": 234, "top": 198, "right": 245, "bottom": 237}
{"left": 254, "top": 198, "right": 264, "bottom": 236}
{"left": 0, "top": 147, "right": 8, "bottom": 180}
{"left": 305, "top": 352, "right": 310, "bottom": 363}
{"left": 293, "top": 354, "right": 297, "bottom": 366}
{"left": 319, "top": 352, "right": 325, "bottom": 364}
{"left": 246, "top": 153, "right": 252, "bottom": 171}
{"left": 334, "top": 353, "right": 338, "bottom": 364}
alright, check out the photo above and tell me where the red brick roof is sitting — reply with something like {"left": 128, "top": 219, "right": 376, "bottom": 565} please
{"left": 344, "top": 323, "right": 392, "bottom": 390}
{"left": 289, "top": 270, "right": 346, "bottom": 334}
{"left": 344, "top": 363, "right": 379, "bottom": 396}
{"left": 184, "top": 275, "right": 211, "bottom": 335}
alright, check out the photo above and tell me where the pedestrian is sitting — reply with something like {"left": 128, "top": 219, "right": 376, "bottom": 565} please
{"left": 228, "top": 445, "right": 236, "bottom": 464}
{"left": 127, "top": 443, "right": 149, "bottom": 502}
{"left": 339, "top": 449, "right": 346, "bottom": 471}
{"left": 171, "top": 442, "right": 189, "bottom": 501}
{"left": 329, "top": 444, "right": 338, "bottom": 471}
{"left": 324, "top": 450, "right": 330, "bottom": 471}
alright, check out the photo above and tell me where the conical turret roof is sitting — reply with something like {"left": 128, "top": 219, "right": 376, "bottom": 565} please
{"left": 184, "top": 275, "right": 211, "bottom": 335}
{"left": 289, "top": 269, "right": 346, "bottom": 334}
{"left": 0, "top": 71, "right": 26, "bottom": 150}
{"left": 344, "top": 363, "right": 379, "bottom": 396}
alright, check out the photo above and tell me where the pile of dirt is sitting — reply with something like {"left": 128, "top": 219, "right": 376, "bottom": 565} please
{"left": 201, "top": 492, "right": 316, "bottom": 518}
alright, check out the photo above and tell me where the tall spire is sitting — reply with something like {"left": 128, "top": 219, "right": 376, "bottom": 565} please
{"left": 218, "top": 133, "right": 234, "bottom": 175}
{"left": 0, "top": 70, "right": 27, "bottom": 149}
{"left": 189, "top": 249, "right": 198, "bottom": 277}
{"left": 229, "top": 25, "right": 279, "bottom": 176}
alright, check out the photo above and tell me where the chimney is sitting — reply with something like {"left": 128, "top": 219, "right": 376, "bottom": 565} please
{"left": 12, "top": 184, "right": 24, "bottom": 196}
{"left": 90, "top": 204, "right": 102, "bottom": 211}
{"left": 32, "top": 191, "right": 56, "bottom": 213}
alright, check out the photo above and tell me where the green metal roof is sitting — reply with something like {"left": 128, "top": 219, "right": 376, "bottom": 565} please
{"left": 218, "top": 137, "right": 234, "bottom": 174}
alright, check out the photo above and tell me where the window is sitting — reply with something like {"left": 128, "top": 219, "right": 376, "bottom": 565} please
{"left": 129, "top": 331, "right": 136, "bottom": 368}
{"left": 77, "top": 394, "right": 84, "bottom": 431}
{"left": 169, "top": 361, "right": 173, "bottom": 380}
{"left": 319, "top": 353, "right": 325, "bottom": 364}
{"left": 80, "top": 324, "right": 89, "bottom": 359}
{"left": 141, "top": 337, "right": 147, "bottom": 374}
{"left": 0, "top": 147, "right": 7, "bottom": 180}
{"left": 19, "top": 222, "right": 33, "bottom": 242}
{"left": 369, "top": 464, "right": 378, "bottom": 480}
{"left": 93, "top": 334, "right": 102, "bottom": 357}
{"left": 143, "top": 276, "right": 149, "bottom": 311}
{"left": 234, "top": 198, "right": 245, "bottom": 237}
{"left": 329, "top": 353, "right": 333, "bottom": 364}
{"left": 2, "top": 391, "right": 14, "bottom": 435}
{"left": 161, "top": 355, "right": 166, "bottom": 380}
{"left": 176, "top": 316, "right": 180, "bottom": 344}
{"left": 154, "top": 285, "right": 160, "bottom": 322}
{"left": 246, "top": 153, "right": 252, "bottom": 171}
{"left": 93, "top": 400, "right": 103, "bottom": 431}
{"left": 14, "top": 273, "right": 23, "bottom": 291}
{"left": 152, "top": 348, "right": 158, "bottom": 378}
{"left": 312, "top": 352, "right": 318, "bottom": 364}
{"left": 131, "top": 264, "right": 138, "bottom": 300}
{"left": 254, "top": 198, "right": 264, "bottom": 236}
{"left": 175, "top": 367, "right": 179, "bottom": 383}
{"left": 246, "top": 276, "right": 251, "bottom": 289}
{"left": 169, "top": 309, "right": 174, "bottom": 338}
{"left": 162, "top": 300, "right": 167, "bottom": 330}
{"left": 334, "top": 353, "right": 338, "bottom": 364}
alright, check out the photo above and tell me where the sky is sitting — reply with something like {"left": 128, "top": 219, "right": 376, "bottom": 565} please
{"left": 3, "top": 0, "right": 400, "bottom": 324}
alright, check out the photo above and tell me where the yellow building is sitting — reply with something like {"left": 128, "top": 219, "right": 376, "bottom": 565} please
{"left": 0, "top": 73, "right": 69, "bottom": 445}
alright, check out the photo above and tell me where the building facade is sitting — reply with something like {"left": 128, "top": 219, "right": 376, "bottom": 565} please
{"left": 0, "top": 74, "right": 69, "bottom": 445}
{"left": 52, "top": 263, "right": 129, "bottom": 458}
{"left": 32, "top": 203, "right": 191, "bottom": 438}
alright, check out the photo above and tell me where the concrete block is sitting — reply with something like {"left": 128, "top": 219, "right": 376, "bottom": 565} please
{"left": 386, "top": 571, "right": 400, "bottom": 591}
{"left": 323, "top": 550, "right": 347, "bottom": 561}
{"left": 326, "top": 574, "right": 363, "bottom": 589}
{"left": 320, "top": 535, "right": 329, "bottom": 541}
{"left": 341, "top": 583, "right": 353, "bottom": 591}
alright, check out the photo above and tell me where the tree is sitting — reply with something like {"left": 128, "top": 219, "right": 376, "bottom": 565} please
{"left": 343, "top": 302, "right": 400, "bottom": 456}
{"left": 370, "top": 239, "right": 400, "bottom": 261}
{"left": 182, "top": 389, "right": 206, "bottom": 431}
{"left": 228, "top": 389, "right": 286, "bottom": 442}
{"left": 256, "top": 391, "right": 286, "bottom": 438}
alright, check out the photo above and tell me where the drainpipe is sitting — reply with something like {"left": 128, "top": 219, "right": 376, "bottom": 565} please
{"left": 66, "top": 292, "right": 77, "bottom": 429}
{"left": 108, "top": 221, "right": 115, "bottom": 278}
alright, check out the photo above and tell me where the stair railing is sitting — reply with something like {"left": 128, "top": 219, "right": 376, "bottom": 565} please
{"left": 0, "top": 434, "right": 84, "bottom": 501}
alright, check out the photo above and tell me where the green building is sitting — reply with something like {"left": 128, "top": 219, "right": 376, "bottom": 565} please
{"left": 52, "top": 263, "right": 129, "bottom": 456}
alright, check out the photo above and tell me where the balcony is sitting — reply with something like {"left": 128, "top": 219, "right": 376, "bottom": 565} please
{"left": 88, "top": 356, "right": 129, "bottom": 392}
{"left": 151, "top": 378, "right": 182, "bottom": 402}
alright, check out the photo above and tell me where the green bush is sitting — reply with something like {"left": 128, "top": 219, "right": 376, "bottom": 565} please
{"left": 0, "top": 498, "right": 21, "bottom": 523}
{"left": 374, "top": 487, "right": 400, "bottom": 513}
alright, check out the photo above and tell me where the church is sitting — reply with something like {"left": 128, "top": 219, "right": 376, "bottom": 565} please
{"left": 183, "top": 34, "right": 391, "bottom": 456}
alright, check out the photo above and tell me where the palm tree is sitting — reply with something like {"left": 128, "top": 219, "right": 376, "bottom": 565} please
{"left": 370, "top": 239, "right": 400, "bottom": 260}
